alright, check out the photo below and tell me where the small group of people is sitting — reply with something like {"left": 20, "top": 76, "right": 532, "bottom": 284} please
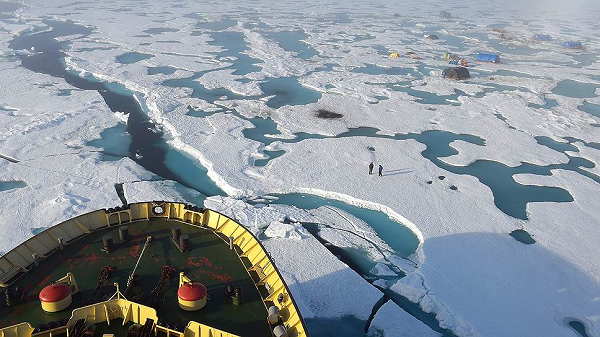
{"left": 368, "top": 162, "right": 383, "bottom": 177}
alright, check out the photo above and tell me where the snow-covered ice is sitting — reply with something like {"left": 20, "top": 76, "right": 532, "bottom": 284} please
{"left": 1, "top": 0, "right": 599, "bottom": 336}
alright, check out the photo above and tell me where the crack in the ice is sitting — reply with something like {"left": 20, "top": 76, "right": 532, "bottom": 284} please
{"left": 307, "top": 226, "right": 457, "bottom": 337}
{"left": 365, "top": 296, "right": 388, "bottom": 334}
{"left": 18, "top": 149, "right": 105, "bottom": 162}
{"left": 0, "top": 153, "right": 19, "bottom": 163}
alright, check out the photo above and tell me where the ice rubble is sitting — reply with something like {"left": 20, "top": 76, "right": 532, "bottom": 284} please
{"left": 369, "top": 263, "right": 397, "bottom": 277}
{"left": 264, "top": 221, "right": 310, "bottom": 240}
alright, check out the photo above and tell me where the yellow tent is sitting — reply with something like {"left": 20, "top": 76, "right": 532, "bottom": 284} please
{"left": 389, "top": 52, "right": 400, "bottom": 58}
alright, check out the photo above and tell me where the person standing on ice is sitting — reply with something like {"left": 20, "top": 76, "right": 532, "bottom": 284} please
{"left": 369, "top": 162, "right": 374, "bottom": 175}
{"left": 378, "top": 165, "right": 383, "bottom": 177}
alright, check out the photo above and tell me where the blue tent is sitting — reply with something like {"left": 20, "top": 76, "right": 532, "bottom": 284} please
{"left": 533, "top": 34, "right": 551, "bottom": 41}
{"left": 562, "top": 41, "right": 583, "bottom": 49}
{"left": 476, "top": 52, "right": 500, "bottom": 63}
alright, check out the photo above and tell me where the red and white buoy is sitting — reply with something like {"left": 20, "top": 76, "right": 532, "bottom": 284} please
{"left": 178, "top": 282, "right": 208, "bottom": 311}
{"left": 39, "top": 272, "right": 79, "bottom": 313}
{"left": 39, "top": 283, "right": 72, "bottom": 313}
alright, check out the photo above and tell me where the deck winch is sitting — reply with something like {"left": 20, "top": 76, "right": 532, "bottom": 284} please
{"left": 5, "top": 286, "right": 24, "bottom": 306}
{"left": 224, "top": 284, "right": 243, "bottom": 305}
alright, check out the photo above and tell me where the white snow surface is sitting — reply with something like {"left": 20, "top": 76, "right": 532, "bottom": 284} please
{"left": 123, "top": 180, "right": 201, "bottom": 204}
{"left": 1, "top": 1, "right": 599, "bottom": 336}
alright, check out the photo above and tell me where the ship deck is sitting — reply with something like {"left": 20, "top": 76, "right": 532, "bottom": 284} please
{"left": 0, "top": 218, "right": 271, "bottom": 336}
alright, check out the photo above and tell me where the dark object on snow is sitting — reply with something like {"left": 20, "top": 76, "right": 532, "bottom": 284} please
{"left": 438, "top": 176, "right": 446, "bottom": 180}
{"left": 369, "top": 162, "right": 374, "bottom": 175}
{"left": 442, "top": 67, "right": 470, "bottom": 80}
{"left": 450, "top": 185, "right": 458, "bottom": 190}
{"left": 316, "top": 109, "right": 343, "bottom": 119}
{"left": 427, "top": 35, "right": 439, "bottom": 40}
{"left": 426, "top": 181, "right": 433, "bottom": 184}
{"left": 439, "top": 11, "right": 452, "bottom": 19}
{"left": 378, "top": 165, "right": 383, "bottom": 177}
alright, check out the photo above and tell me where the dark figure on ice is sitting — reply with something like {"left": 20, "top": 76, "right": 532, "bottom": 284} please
{"left": 369, "top": 162, "right": 374, "bottom": 175}
{"left": 378, "top": 165, "right": 383, "bottom": 177}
